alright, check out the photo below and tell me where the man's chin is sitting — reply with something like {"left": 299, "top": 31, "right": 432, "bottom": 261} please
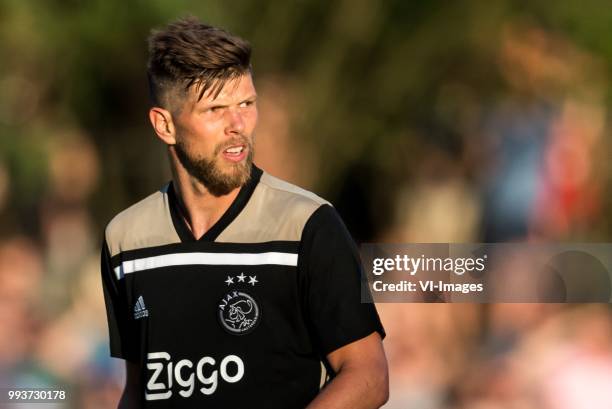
{"left": 220, "top": 160, "right": 250, "bottom": 178}
{"left": 207, "top": 162, "right": 251, "bottom": 192}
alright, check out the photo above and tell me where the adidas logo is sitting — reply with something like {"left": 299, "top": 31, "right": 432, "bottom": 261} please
{"left": 134, "top": 295, "right": 149, "bottom": 319}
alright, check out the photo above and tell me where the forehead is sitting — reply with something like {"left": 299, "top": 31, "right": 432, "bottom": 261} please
{"left": 193, "top": 74, "right": 256, "bottom": 106}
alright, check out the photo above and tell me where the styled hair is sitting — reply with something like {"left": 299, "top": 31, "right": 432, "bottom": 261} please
{"left": 147, "top": 16, "right": 252, "bottom": 111}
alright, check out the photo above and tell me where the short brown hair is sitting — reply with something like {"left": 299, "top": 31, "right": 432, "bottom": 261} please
{"left": 147, "top": 16, "right": 252, "bottom": 111}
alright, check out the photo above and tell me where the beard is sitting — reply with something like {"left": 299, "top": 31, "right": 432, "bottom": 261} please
{"left": 174, "top": 136, "right": 254, "bottom": 197}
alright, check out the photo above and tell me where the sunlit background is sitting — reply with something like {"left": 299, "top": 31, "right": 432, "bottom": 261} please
{"left": 1, "top": 0, "right": 612, "bottom": 408}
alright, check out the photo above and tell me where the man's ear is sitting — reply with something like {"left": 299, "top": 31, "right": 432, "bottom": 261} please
{"left": 149, "top": 107, "right": 176, "bottom": 145}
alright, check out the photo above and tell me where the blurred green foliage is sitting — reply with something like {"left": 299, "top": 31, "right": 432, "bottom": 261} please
{"left": 1, "top": 0, "right": 611, "bottom": 236}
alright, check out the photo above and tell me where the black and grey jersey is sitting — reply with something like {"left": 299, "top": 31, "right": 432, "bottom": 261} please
{"left": 101, "top": 165, "right": 385, "bottom": 409}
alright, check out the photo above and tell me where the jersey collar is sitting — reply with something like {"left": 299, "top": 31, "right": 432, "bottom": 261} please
{"left": 167, "top": 164, "right": 263, "bottom": 242}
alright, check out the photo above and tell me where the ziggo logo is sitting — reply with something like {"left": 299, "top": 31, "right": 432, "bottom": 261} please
{"left": 145, "top": 352, "right": 245, "bottom": 401}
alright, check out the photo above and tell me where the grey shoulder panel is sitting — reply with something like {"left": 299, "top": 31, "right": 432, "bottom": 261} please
{"left": 105, "top": 186, "right": 180, "bottom": 257}
{"left": 216, "top": 172, "right": 331, "bottom": 243}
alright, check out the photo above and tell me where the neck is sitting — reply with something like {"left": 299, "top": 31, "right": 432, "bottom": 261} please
{"left": 170, "top": 160, "right": 241, "bottom": 240}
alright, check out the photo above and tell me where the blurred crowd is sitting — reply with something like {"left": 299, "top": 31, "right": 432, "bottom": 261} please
{"left": 0, "top": 137, "right": 124, "bottom": 407}
{"left": 1, "top": 4, "right": 612, "bottom": 409}
{"left": 376, "top": 20, "right": 612, "bottom": 409}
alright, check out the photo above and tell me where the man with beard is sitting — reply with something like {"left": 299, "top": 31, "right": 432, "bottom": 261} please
{"left": 100, "top": 17, "right": 388, "bottom": 409}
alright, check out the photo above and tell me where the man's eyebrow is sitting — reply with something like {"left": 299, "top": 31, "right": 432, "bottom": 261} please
{"left": 237, "top": 95, "right": 258, "bottom": 104}
{"left": 197, "top": 94, "right": 258, "bottom": 110}
{"left": 198, "top": 102, "right": 228, "bottom": 110}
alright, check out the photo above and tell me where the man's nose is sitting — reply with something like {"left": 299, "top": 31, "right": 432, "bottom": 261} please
{"left": 224, "top": 108, "right": 245, "bottom": 135}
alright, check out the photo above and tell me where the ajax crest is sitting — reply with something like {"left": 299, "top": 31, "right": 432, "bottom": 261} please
{"left": 218, "top": 291, "right": 260, "bottom": 335}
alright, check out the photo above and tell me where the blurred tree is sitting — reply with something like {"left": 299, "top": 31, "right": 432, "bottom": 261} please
{"left": 0, "top": 0, "right": 611, "bottom": 238}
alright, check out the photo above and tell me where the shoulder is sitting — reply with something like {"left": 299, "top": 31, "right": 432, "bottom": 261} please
{"left": 258, "top": 172, "right": 330, "bottom": 211}
{"left": 104, "top": 185, "right": 179, "bottom": 257}
{"left": 216, "top": 171, "right": 332, "bottom": 243}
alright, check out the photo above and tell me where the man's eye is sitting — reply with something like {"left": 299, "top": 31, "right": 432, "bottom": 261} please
{"left": 239, "top": 101, "right": 254, "bottom": 108}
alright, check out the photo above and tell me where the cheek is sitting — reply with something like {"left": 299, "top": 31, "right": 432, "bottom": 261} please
{"left": 179, "top": 123, "right": 219, "bottom": 155}
{"left": 245, "top": 108, "right": 258, "bottom": 131}
{"left": 189, "top": 120, "right": 222, "bottom": 142}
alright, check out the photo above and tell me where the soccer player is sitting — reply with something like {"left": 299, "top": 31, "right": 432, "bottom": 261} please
{"left": 101, "top": 16, "right": 388, "bottom": 408}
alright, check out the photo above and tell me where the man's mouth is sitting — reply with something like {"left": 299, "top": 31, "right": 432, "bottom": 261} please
{"left": 224, "top": 145, "right": 245, "bottom": 155}
{"left": 222, "top": 144, "right": 248, "bottom": 162}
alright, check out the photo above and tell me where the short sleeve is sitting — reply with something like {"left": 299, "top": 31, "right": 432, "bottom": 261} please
{"left": 100, "top": 239, "right": 138, "bottom": 362}
{"left": 299, "top": 205, "right": 385, "bottom": 357}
